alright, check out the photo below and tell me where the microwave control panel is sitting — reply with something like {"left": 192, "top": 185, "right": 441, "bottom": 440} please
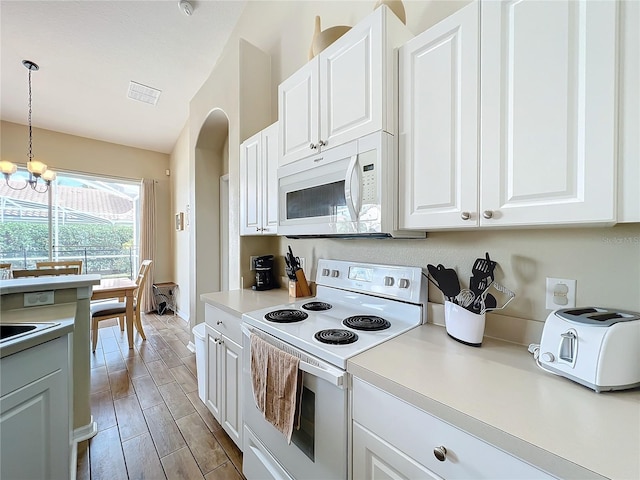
{"left": 361, "top": 163, "right": 377, "bottom": 203}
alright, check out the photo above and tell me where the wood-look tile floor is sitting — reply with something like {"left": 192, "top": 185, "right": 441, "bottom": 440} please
{"left": 77, "top": 312, "right": 244, "bottom": 480}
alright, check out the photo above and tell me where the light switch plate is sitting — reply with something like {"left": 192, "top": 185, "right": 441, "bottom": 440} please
{"left": 24, "top": 290, "right": 55, "bottom": 307}
{"left": 545, "top": 278, "right": 576, "bottom": 310}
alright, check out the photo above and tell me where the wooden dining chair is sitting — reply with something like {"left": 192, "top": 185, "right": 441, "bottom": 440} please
{"left": 90, "top": 260, "right": 153, "bottom": 352}
{"left": 36, "top": 260, "right": 83, "bottom": 274}
{"left": 12, "top": 267, "right": 80, "bottom": 278}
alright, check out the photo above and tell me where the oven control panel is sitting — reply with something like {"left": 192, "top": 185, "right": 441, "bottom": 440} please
{"left": 316, "top": 259, "right": 426, "bottom": 305}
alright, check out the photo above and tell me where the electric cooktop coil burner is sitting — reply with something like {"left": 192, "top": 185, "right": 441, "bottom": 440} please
{"left": 314, "top": 329, "right": 359, "bottom": 345}
{"left": 264, "top": 309, "right": 308, "bottom": 323}
{"left": 343, "top": 315, "right": 391, "bottom": 331}
{"left": 302, "top": 301, "right": 333, "bottom": 311}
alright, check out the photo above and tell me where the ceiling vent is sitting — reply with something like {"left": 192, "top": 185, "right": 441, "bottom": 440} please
{"left": 127, "top": 81, "right": 161, "bottom": 105}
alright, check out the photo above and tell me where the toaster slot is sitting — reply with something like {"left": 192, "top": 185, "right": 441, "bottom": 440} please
{"left": 559, "top": 330, "right": 577, "bottom": 365}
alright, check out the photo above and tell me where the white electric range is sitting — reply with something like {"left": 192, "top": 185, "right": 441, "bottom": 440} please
{"left": 241, "top": 259, "right": 427, "bottom": 480}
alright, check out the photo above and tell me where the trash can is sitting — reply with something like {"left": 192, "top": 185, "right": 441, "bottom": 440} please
{"left": 192, "top": 323, "right": 206, "bottom": 402}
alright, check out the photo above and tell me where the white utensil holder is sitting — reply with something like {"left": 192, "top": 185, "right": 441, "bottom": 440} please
{"left": 444, "top": 301, "right": 485, "bottom": 347}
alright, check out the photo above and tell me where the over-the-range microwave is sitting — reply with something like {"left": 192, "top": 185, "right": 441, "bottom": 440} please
{"left": 277, "top": 131, "right": 424, "bottom": 238}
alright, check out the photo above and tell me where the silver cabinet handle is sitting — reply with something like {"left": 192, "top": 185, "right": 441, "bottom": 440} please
{"left": 460, "top": 211, "right": 471, "bottom": 220}
{"left": 483, "top": 210, "right": 494, "bottom": 219}
{"left": 218, "top": 339, "right": 224, "bottom": 345}
{"left": 309, "top": 143, "right": 317, "bottom": 150}
{"left": 433, "top": 446, "right": 447, "bottom": 462}
{"left": 216, "top": 320, "right": 223, "bottom": 325}
{"left": 318, "top": 139, "right": 327, "bottom": 147}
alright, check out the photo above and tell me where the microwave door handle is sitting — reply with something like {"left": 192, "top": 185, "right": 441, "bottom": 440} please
{"left": 344, "top": 154, "right": 361, "bottom": 221}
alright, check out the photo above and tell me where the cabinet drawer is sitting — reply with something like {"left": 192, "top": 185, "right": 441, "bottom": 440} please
{"left": 352, "top": 378, "right": 554, "bottom": 479}
{"left": 204, "top": 304, "right": 241, "bottom": 345}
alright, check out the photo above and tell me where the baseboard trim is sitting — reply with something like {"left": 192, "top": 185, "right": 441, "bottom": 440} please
{"left": 70, "top": 417, "right": 97, "bottom": 480}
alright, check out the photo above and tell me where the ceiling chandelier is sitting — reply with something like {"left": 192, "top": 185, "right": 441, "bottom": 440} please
{"left": 0, "top": 60, "right": 56, "bottom": 193}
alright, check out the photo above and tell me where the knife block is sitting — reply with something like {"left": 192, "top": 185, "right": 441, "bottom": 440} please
{"left": 289, "top": 280, "right": 314, "bottom": 298}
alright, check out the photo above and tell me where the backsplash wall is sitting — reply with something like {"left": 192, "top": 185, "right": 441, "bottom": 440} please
{"left": 274, "top": 223, "right": 640, "bottom": 324}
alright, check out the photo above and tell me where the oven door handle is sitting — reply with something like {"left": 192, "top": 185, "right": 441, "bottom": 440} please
{"left": 242, "top": 324, "right": 347, "bottom": 388}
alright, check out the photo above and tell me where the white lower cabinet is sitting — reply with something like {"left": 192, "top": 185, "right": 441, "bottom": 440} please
{"left": 1, "top": 335, "right": 71, "bottom": 480}
{"left": 352, "top": 378, "right": 554, "bottom": 479}
{"left": 204, "top": 305, "right": 243, "bottom": 449}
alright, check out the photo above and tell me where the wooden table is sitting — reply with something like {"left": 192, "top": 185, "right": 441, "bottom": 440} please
{"left": 92, "top": 278, "right": 137, "bottom": 349}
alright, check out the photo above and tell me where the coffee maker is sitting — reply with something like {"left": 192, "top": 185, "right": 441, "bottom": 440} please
{"left": 252, "top": 255, "right": 276, "bottom": 291}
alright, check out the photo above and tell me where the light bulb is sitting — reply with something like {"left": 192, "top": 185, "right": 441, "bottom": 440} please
{"left": 0, "top": 160, "right": 17, "bottom": 175}
{"left": 27, "top": 160, "right": 47, "bottom": 176}
{"left": 42, "top": 170, "right": 57, "bottom": 182}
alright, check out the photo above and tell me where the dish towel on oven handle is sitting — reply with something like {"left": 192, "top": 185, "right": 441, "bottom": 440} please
{"left": 250, "top": 333, "right": 303, "bottom": 444}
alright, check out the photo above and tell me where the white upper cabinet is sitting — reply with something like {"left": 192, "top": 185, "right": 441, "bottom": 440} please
{"left": 480, "top": 0, "right": 618, "bottom": 226}
{"left": 240, "top": 122, "right": 279, "bottom": 235}
{"left": 618, "top": 0, "right": 639, "bottom": 222}
{"left": 400, "top": 0, "right": 619, "bottom": 230}
{"left": 399, "top": 2, "right": 480, "bottom": 229}
{"left": 279, "top": 5, "right": 411, "bottom": 167}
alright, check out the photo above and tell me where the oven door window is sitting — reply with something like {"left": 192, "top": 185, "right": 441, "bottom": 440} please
{"left": 291, "top": 387, "right": 315, "bottom": 461}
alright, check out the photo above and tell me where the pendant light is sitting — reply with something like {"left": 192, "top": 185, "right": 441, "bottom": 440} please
{"left": 0, "top": 60, "right": 56, "bottom": 193}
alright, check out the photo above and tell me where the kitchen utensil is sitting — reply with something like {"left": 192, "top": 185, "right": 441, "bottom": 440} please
{"left": 455, "top": 289, "right": 475, "bottom": 308}
{"left": 469, "top": 252, "right": 497, "bottom": 297}
{"left": 479, "top": 282, "right": 515, "bottom": 314}
{"left": 427, "top": 264, "right": 460, "bottom": 301}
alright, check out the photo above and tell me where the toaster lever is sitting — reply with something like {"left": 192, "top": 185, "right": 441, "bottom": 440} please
{"left": 559, "top": 330, "right": 577, "bottom": 365}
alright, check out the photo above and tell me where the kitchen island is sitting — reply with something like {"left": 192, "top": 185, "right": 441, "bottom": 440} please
{"left": 1, "top": 274, "right": 101, "bottom": 447}
{"left": 348, "top": 322, "right": 640, "bottom": 479}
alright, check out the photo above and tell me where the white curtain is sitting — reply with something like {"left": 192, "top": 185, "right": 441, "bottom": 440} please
{"left": 140, "top": 179, "right": 156, "bottom": 313}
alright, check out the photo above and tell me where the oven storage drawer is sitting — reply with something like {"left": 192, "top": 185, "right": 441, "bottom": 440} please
{"left": 205, "top": 304, "right": 241, "bottom": 345}
{"left": 243, "top": 426, "right": 294, "bottom": 480}
{"left": 352, "top": 378, "right": 555, "bottom": 479}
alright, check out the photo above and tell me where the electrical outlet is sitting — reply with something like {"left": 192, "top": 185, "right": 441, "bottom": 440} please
{"left": 545, "top": 278, "right": 577, "bottom": 310}
{"left": 24, "top": 290, "right": 54, "bottom": 307}
{"left": 250, "top": 256, "right": 258, "bottom": 271}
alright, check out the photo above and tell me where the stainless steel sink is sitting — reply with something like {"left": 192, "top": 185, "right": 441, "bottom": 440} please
{"left": 0, "top": 323, "right": 60, "bottom": 343}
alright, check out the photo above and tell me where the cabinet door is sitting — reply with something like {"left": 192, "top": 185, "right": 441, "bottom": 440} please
{"left": 279, "top": 59, "right": 319, "bottom": 166}
{"left": 261, "top": 122, "right": 279, "bottom": 234}
{"left": 399, "top": 1, "right": 479, "bottom": 230}
{"left": 319, "top": 12, "right": 383, "bottom": 151}
{"left": 204, "top": 325, "right": 221, "bottom": 420}
{"left": 240, "top": 131, "right": 262, "bottom": 235}
{"left": 480, "top": 0, "right": 618, "bottom": 226}
{"left": 221, "top": 336, "right": 242, "bottom": 448}
{"left": 1, "top": 336, "right": 70, "bottom": 480}
{"left": 353, "top": 422, "right": 440, "bottom": 480}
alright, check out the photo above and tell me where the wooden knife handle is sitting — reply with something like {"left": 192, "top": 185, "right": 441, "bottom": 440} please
{"left": 295, "top": 269, "right": 311, "bottom": 297}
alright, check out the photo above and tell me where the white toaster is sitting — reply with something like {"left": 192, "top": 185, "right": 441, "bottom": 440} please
{"left": 538, "top": 307, "right": 640, "bottom": 392}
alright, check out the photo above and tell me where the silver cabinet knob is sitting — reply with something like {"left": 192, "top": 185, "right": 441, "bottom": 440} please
{"left": 433, "top": 446, "right": 447, "bottom": 462}
{"left": 460, "top": 211, "right": 471, "bottom": 220}
{"left": 218, "top": 339, "right": 224, "bottom": 345}
{"left": 483, "top": 210, "right": 494, "bottom": 219}
{"left": 309, "top": 143, "right": 317, "bottom": 150}
{"left": 216, "top": 320, "right": 223, "bottom": 325}
{"left": 318, "top": 139, "right": 327, "bottom": 147}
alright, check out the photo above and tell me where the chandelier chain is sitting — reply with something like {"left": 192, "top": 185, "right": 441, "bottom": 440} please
{"left": 28, "top": 67, "right": 33, "bottom": 162}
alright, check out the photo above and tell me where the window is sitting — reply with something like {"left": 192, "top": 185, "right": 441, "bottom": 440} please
{"left": 0, "top": 168, "right": 140, "bottom": 278}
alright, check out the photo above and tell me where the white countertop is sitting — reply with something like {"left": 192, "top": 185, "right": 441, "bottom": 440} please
{"left": 348, "top": 323, "right": 640, "bottom": 480}
{"left": 0, "top": 274, "right": 101, "bottom": 295}
{"left": 200, "top": 288, "right": 299, "bottom": 316}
